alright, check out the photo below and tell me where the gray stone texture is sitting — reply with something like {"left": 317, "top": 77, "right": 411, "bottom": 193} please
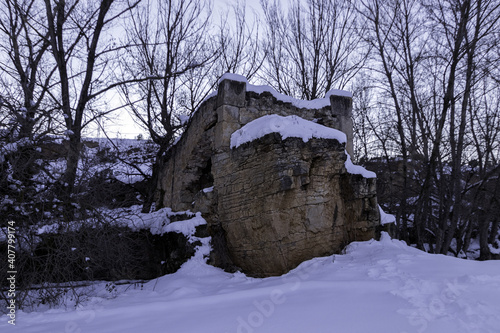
{"left": 156, "top": 76, "right": 380, "bottom": 277}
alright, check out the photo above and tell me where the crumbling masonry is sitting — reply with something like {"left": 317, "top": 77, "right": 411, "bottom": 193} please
{"left": 156, "top": 75, "right": 380, "bottom": 277}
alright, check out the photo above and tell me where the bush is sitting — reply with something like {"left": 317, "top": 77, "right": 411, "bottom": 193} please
{"left": 0, "top": 217, "right": 197, "bottom": 311}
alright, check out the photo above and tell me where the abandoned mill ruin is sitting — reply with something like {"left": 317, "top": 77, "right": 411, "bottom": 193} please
{"left": 156, "top": 74, "right": 384, "bottom": 277}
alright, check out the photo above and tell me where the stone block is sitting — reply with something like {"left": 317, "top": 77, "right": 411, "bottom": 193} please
{"left": 217, "top": 79, "right": 246, "bottom": 107}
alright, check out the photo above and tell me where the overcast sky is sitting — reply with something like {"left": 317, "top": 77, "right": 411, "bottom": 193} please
{"left": 89, "top": 0, "right": 254, "bottom": 140}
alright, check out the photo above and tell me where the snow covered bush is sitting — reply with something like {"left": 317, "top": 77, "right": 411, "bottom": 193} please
{"left": 0, "top": 206, "right": 204, "bottom": 311}
{"left": 0, "top": 137, "right": 160, "bottom": 311}
{"left": 0, "top": 137, "right": 52, "bottom": 226}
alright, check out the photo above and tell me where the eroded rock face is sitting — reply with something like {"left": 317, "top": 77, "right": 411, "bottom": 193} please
{"left": 156, "top": 75, "right": 380, "bottom": 277}
{"left": 215, "top": 134, "right": 378, "bottom": 276}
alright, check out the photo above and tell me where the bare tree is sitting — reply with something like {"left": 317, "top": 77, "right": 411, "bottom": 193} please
{"left": 119, "top": 0, "right": 215, "bottom": 212}
{"left": 421, "top": 0, "right": 500, "bottom": 255}
{"left": 0, "top": 0, "right": 55, "bottom": 151}
{"left": 214, "top": 1, "right": 264, "bottom": 81}
{"left": 42, "top": 0, "right": 140, "bottom": 216}
{"left": 467, "top": 78, "right": 500, "bottom": 259}
{"left": 357, "top": 0, "right": 432, "bottom": 242}
{"left": 260, "top": 0, "right": 367, "bottom": 99}
{"left": 171, "top": 0, "right": 265, "bottom": 121}
{"left": 0, "top": 0, "right": 54, "bottom": 140}
{"left": 356, "top": 0, "right": 500, "bottom": 254}
{"left": 0, "top": 0, "right": 59, "bottom": 225}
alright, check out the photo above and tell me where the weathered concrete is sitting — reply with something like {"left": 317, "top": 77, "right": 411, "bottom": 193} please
{"left": 156, "top": 75, "right": 380, "bottom": 277}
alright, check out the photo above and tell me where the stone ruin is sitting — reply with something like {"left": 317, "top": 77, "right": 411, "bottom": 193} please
{"left": 156, "top": 74, "right": 382, "bottom": 277}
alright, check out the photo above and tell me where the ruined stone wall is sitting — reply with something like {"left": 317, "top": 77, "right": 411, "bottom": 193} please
{"left": 243, "top": 91, "right": 354, "bottom": 154}
{"left": 158, "top": 96, "right": 217, "bottom": 211}
{"left": 216, "top": 134, "right": 378, "bottom": 276}
{"left": 212, "top": 78, "right": 354, "bottom": 156}
{"left": 157, "top": 75, "right": 380, "bottom": 277}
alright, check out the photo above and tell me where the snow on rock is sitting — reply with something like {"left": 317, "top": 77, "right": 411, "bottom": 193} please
{"left": 379, "top": 205, "right": 396, "bottom": 225}
{"left": 5, "top": 232, "right": 500, "bottom": 333}
{"left": 112, "top": 163, "right": 151, "bottom": 185}
{"left": 218, "top": 72, "right": 248, "bottom": 83}
{"left": 37, "top": 223, "right": 60, "bottom": 234}
{"left": 344, "top": 151, "right": 377, "bottom": 178}
{"left": 231, "top": 115, "right": 377, "bottom": 180}
{"left": 162, "top": 212, "right": 206, "bottom": 240}
{"left": 219, "top": 73, "right": 352, "bottom": 109}
{"left": 230, "top": 114, "right": 347, "bottom": 148}
{"left": 114, "top": 206, "right": 203, "bottom": 239}
{"left": 325, "top": 89, "right": 352, "bottom": 98}
{"left": 202, "top": 186, "right": 214, "bottom": 193}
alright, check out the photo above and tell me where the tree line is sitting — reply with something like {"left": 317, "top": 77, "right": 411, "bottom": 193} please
{"left": 1, "top": 0, "right": 499, "bottom": 258}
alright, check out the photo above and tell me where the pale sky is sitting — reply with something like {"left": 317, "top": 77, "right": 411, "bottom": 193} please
{"left": 86, "top": 0, "right": 251, "bottom": 140}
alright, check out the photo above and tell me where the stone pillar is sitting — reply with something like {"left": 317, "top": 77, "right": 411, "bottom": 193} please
{"left": 214, "top": 79, "right": 246, "bottom": 152}
{"left": 330, "top": 95, "right": 354, "bottom": 156}
{"left": 211, "top": 77, "right": 247, "bottom": 271}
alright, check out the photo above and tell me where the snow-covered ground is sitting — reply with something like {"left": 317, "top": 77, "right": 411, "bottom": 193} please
{"left": 3, "top": 233, "right": 500, "bottom": 333}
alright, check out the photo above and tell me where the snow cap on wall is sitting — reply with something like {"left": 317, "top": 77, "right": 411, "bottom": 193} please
{"left": 230, "top": 114, "right": 347, "bottom": 148}
{"left": 218, "top": 73, "right": 353, "bottom": 109}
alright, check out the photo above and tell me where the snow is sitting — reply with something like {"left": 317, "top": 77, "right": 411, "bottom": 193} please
{"left": 0, "top": 138, "right": 33, "bottom": 163}
{"left": 202, "top": 186, "right": 214, "bottom": 193}
{"left": 71, "top": 137, "right": 156, "bottom": 185}
{"left": 345, "top": 151, "right": 377, "bottom": 178}
{"left": 219, "top": 73, "right": 352, "bottom": 109}
{"left": 325, "top": 89, "right": 352, "bottom": 98}
{"left": 379, "top": 205, "right": 396, "bottom": 225}
{"left": 179, "top": 114, "right": 190, "bottom": 125}
{"left": 111, "top": 162, "right": 151, "bottom": 184}
{"left": 37, "top": 223, "right": 60, "bottom": 235}
{"left": 162, "top": 212, "right": 206, "bottom": 239}
{"left": 33, "top": 206, "right": 204, "bottom": 242}
{"left": 230, "top": 114, "right": 347, "bottom": 148}
{"left": 230, "top": 115, "right": 376, "bottom": 179}
{"left": 4, "top": 232, "right": 500, "bottom": 332}
{"left": 218, "top": 73, "right": 248, "bottom": 83}
{"left": 489, "top": 241, "right": 500, "bottom": 254}
{"left": 118, "top": 206, "right": 197, "bottom": 236}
